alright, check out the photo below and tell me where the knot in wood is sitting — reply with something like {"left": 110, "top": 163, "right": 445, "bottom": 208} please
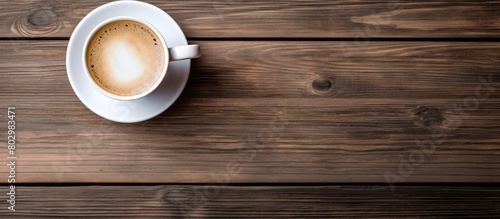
{"left": 12, "top": 7, "right": 62, "bottom": 37}
{"left": 157, "top": 186, "right": 202, "bottom": 206}
{"left": 307, "top": 77, "right": 342, "bottom": 96}
{"left": 312, "top": 78, "right": 332, "bottom": 92}
{"left": 413, "top": 105, "right": 445, "bottom": 127}
{"left": 28, "top": 9, "right": 57, "bottom": 26}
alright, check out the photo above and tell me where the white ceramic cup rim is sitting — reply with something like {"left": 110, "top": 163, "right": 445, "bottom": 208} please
{"left": 82, "top": 16, "right": 170, "bottom": 101}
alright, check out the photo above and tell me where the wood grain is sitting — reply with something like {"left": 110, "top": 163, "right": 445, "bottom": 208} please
{"left": 1, "top": 0, "right": 498, "bottom": 216}
{"left": 0, "top": 41, "right": 499, "bottom": 183}
{"left": 1, "top": 41, "right": 499, "bottom": 99}
{"left": 0, "top": 0, "right": 499, "bottom": 38}
{"left": 1, "top": 185, "right": 499, "bottom": 218}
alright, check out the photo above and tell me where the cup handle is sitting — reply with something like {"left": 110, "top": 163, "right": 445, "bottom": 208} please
{"left": 169, "top": 45, "right": 201, "bottom": 61}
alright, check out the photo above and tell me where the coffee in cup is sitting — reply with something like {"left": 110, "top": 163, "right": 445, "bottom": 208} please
{"left": 83, "top": 16, "right": 201, "bottom": 101}
{"left": 85, "top": 20, "right": 165, "bottom": 97}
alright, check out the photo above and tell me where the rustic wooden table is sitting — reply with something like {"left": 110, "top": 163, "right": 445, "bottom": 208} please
{"left": 1, "top": 0, "right": 500, "bottom": 217}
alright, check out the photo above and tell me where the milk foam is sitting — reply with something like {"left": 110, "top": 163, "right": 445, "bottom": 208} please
{"left": 107, "top": 39, "right": 146, "bottom": 83}
{"left": 85, "top": 20, "right": 165, "bottom": 97}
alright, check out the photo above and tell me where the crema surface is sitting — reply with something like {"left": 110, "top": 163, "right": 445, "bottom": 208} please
{"left": 86, "top": 20, "right": 165, "bottom": 97}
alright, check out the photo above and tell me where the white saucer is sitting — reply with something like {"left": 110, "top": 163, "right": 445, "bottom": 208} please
{"left": 66, "top": 0, "right": 190, "bottom": 123}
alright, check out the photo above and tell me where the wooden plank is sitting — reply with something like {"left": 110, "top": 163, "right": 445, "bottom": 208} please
{"left": 0, "top": 41, "right": 499, "bottom": 183}
{"left": 1, "top": 41, "right": 499, "bottom": 99}
{"left": 0, "top": 0, "right": 499, "bottom": 38}
{"left": 1, "top": 185, "right": 499, "bottom": 217}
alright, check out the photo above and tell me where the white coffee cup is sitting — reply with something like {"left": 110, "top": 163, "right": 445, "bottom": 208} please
{"left": 82, "top": 16, "right": 201, "bottom": 101}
